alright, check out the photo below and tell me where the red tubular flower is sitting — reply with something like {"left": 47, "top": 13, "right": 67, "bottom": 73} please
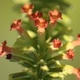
{"left": 0, "top": 40, "right": 12, "bottom": 57}
{"left": 31, "top": 11, "right": 42, "bottom": 20}
{"left": 34, "top": 18, "right": 48, "bottom": 33}
{"left": 21, "top": 4, "right": 34, "bottom": 15}
{"left": 71, "top": 34, "right": 80, "bottom": 47}
{"left": 52, "top": 39, "right": 62, "bottom": 48}
{"left": 10, "top": 19, "right": 24, "bottom": 33}
{"left": 65, "top": 49, "right": 74, "bottom": 60}
{"left": 49, "top": 9, "right": 62, "bottom": 25}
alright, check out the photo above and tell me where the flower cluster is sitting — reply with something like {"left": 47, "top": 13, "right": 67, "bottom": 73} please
{"left": 21, "top": 4, "right": 61, "bottom": 33}
{"left": 0, "top": 4, "right": 80, "bottom": 80}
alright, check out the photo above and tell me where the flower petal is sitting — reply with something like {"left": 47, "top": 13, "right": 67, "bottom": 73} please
{"left": 21, "top": 4, "right": 34, "bottom": 15}
{"left": 52, "top": 39, "right": 62, "bottom": 48}
{"left": 10, "top": 19, "right": 24, "bottom": 33}
{"left": 49, "top": 9, "right": 62, "bottom": 24}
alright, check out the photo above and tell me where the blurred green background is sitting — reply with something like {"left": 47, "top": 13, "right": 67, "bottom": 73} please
{"left": 0, "top": 0, "right": 80, "bottom": 80}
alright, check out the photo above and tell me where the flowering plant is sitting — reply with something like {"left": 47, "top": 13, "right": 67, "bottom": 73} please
{"left": 0, "top": 1, "right": 80, "bottom": 80}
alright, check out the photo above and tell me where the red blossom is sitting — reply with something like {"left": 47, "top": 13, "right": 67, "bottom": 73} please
{"left": 65, "top": 49, "right": 74, "bottom": 60}
{"left": 34, "top": 18, "right": 48, "bottom": 33}
{"left": 21, "top": 4, "right": 34, "bottom": 15}
{"left": 0, "top": 40, "right": 12, "bottom": 56}
{"left": 31, "top": 11, "right": 42, "bottom": 20}
{"left": 10, "top": 19, "right": 24, "bottom": 33}
{"left": 52, "top": 39, "right": 62, "bottom": 48}
{"left": 49, "top": 9, "right": 62, "bottom": 25}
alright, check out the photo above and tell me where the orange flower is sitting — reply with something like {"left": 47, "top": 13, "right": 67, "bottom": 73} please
{"left": 0, "top": 40, "right": 12, "bottom": 57}
{"left": 34, "top": 18, "right": 48, "bottom": 33}
{"left": 10, "top": 19, "right": 24, "bottom": 33}
{"left": 31, "top": 11, "right": 42, "bottom": 20}
{"left": 52, "top": 39, "right": 62, "bottom": 48}
{"left": 65, "top": 49, "right": 74, "bottom": 60}
{"left": 21, "top": 4, "right": 34, "bottom": 15}
{"left": 49, "top": 9, "right": 62, "bottom": 25}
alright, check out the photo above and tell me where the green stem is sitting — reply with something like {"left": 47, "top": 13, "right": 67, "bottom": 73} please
{"left": 20, "top": 30, "right": 38, "bottom": 49}
{"left": 37, "top": 31, "right": 46, "bottom": 52}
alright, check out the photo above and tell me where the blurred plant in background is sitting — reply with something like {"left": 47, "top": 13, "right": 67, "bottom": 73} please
{"left": 0, "top": 0, "right": 80, "bottom": 80}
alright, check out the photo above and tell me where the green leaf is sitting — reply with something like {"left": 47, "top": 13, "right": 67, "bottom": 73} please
{"left": 44, "top": 74, "right": 60, "bottom": 80}
{"left": 43, "top": 48, "right": 54, "bottom": 61}
{"left": 12, "top": 53, "right": 35, "bottom": 64}
{"left": 13, "top": 36, "right": 29, "bottom": 49}
{"left": 28, "top": 70, "right": 38, "bottom": 80}
{"left": 47, "top": 60, "right": 57, "bottom": 68}
{"left": 9, "top": 71, "right": 30, "bottom": 80}
{"left": 20, "top": 30, "right": 38, "bottom": 49}
{"left": 47, "top": 54, "right": 63, "bottom": 61}
{"left": 27, "top": 51, "right": 39, "bottom": 63}
{"left": 37, "top": 60, "right": 48, "bottom": 79}
{"left": 19, "top": 60, "right": 35, "bottom": 68}
{"left": 49, "top": 66, "right": 63, "bottom": 72}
